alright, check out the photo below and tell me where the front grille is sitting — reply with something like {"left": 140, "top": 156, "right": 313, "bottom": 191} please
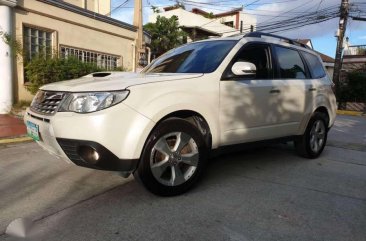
{"left": 27, "top": 112, "right": 50, "bottom": 123}
{"left": 30, "top": 90, "right": 66, "bottom": 115}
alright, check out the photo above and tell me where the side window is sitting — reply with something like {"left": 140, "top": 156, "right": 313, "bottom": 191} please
{"left": 274, "top": 46, "right": 307, "bottom": 79}
{"left": 302, "top": 52, "right": 326, "bottom": 79}
{"left": 229, "top": 44, "right": 272, "bottom": 79}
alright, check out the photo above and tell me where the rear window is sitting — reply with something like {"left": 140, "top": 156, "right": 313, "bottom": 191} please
{"left": 274, "top": 46, "right": 307, "bottom": 79}
{"left": 302, "top": 52, "right": 326, "bottom": 79}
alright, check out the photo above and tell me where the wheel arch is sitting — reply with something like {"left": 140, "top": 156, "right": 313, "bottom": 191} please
{"left": 134, "top": 109, "right": 214, "bottom": 172}
{"left": 150, "top": 109, "right": 213, "bottom": 149}
{"left": 314, "top": 106, "right": 330, "bottom": 126}
{"left": 298, "top": 104, "right": 332, "bottom": 136}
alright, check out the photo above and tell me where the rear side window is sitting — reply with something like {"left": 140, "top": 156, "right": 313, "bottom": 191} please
{"left": 302, "top": 52, "right": 326, "bottom": 78}
{"left": 274, "top": 46, "right": 307, "bottom": 79}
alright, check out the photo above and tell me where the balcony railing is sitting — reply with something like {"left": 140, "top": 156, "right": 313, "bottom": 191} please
{"left": 344, "top": 45, "right": 366, "bottom": 56}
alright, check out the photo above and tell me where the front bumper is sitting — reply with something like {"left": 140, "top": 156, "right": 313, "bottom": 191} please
{"left": 56, "top": 138, "right": 138, "bottom": 172}
{"left": 24, "top": 103, "right": 155, "bottom": 174}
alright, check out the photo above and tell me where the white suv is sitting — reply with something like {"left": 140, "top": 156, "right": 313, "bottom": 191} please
{"left": 25, "top": 32, "right": 337, "bottom": 196}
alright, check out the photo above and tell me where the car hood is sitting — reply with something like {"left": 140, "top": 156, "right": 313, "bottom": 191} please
{"left": 40, "top": 72, "right": 204, "bottom": 92}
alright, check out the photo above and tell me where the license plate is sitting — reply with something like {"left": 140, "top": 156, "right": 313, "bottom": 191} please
{"left": 26, "top": 121, "right": 40, "bottom": 141}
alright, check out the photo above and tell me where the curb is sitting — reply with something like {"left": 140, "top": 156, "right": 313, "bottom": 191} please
{"left": 0, "top": 136, "right": 33, "bottom": 145}
{"left": 336, "top": 110, "right": 364, "bottom": 116}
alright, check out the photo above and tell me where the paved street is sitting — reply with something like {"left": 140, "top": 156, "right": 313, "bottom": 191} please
{"left": 0, "top": 115, "right": 365, "bottom": 241}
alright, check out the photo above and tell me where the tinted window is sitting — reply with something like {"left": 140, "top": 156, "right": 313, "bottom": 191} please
{"left": 275, "top": 46, "right": 307, "bottom": 79}
{"left": 142, "top": 40, "right": 237, "bottom": 73}
{"left": 231, "top": 44, "right": 272, "bottom": 79}
{"left": 302, "top": 52, "right": 326, "bottom": 78}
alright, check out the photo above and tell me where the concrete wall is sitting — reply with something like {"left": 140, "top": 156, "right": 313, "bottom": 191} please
{"left": 14, "top": 0, "right": 136, "bottom": 101}
{"left": 216, "top": 13, "right": 257, "bottom": 32}
{"left": 63, "top": 0, "right": 111, "bottom": 15}
{"left": 95, "top": 0, "right": 111, "bottom": 16}
{"left": 63, "top": 0, "right": 83, "bottom": 8}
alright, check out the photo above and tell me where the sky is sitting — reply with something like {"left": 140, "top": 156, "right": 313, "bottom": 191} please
{"left": 111, "top": 0, "right": 366, "bottom": 58}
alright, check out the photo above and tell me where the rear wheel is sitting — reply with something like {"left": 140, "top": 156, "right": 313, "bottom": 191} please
{"left": 135, "top": 118, "right": 208, "bottom": 196}
{"left": 295, "top": 112, "right": 328, "bottom": 158}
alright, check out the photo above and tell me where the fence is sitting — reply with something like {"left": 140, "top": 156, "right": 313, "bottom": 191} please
{"left": 338, "top": 102, "right": 366, "bottom": 112}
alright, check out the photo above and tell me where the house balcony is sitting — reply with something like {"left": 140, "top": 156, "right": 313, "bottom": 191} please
{"left": 342, "top": 45, "right": 366, "bottom": 70}
{"left": 344, "top": 45, "right": 366, "bottom": 56}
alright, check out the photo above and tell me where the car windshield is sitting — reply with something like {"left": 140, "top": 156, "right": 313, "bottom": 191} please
{"left": 142, "top": 40, "right": 237, "bottom": 74}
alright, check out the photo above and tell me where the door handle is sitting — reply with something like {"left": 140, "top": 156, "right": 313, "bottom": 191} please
{"left": 269, "top": 89, "right": 281, "bottom": 94}
{"left": 309, "top": 87, "right": 317, "bottom": 91}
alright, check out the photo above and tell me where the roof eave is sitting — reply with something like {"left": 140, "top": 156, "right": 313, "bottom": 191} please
{"left": 36, "top": 0, "right": 137, "bottom": 32}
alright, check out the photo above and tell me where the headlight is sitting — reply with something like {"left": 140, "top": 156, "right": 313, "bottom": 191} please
{"left": 59, "top": 90, "right": 129, "bottom": 113}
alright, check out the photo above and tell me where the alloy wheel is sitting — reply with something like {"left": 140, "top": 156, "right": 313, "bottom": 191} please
{"left": 309, "top": 120, "right": 326, "bottom": 153}
{"left": 150, "top": 132, "right": 199, "bottom": 186}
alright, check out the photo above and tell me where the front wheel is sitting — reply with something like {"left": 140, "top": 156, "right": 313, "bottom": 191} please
{"left": 295, "top": 112, "right": 328, "bottom": 158}
{"left": 134, "top": 118, "right": 208, "bottom": 196}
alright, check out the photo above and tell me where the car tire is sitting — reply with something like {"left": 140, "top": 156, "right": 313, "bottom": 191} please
{"left": 134, "top": 118, "right": 209, "bottom": 196}
{"left": 295, "top": 112, "right": 328, "bottom": 159}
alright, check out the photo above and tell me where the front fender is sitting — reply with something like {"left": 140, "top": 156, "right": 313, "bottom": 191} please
{"left": 124, "top": 79, "right": 220, "bottom": 149}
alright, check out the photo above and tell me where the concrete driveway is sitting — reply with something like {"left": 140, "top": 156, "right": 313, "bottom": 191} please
{"left": 0, "top": 115, "right": 365, "bottom": 241}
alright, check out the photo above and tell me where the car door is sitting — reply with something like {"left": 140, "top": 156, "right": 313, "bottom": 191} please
{"left": 300, "top": 50, "right": 331, "bottom": 128}
{"left": 219, "top": 43, "right": 285, "bottom": 146}
{"left": 272, "top": 45, "right": 312, "bottom": 135}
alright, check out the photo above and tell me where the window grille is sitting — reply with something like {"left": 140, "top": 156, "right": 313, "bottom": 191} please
{"left": 23, "top": 26, "right": 53, "bottom": 61}
{"left": 60, "top": 46, "right": 121, "bottom": 70}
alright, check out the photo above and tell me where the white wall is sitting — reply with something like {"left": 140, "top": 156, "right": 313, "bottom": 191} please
{"left": 0, "top": 5, "right": 14, "bottom": 113}
{"left": 150, "top": 8, "right": 241, "bottom": 37}
{"left": 215, "top": 12, "right": 257, "bottom": 32}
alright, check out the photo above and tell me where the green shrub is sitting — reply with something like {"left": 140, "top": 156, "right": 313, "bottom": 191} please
{"left": 338, "top": 71, "right": 366, "bottom": 103}
{"left": 347, "top": 72, "right": 366, "bottom": 102}
{"left": 25, "top": 56, "right": 107, "bottom": 94}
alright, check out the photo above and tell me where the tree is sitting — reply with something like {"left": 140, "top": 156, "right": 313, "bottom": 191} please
{"left": 151, "top": 5, "right": 160, "bottom": 14}
{"left": 144, "top": 15, "right": 186, "bottom": 57}
{"left": 206, "top": 12, "right": 215, "bottom": 19}
{"left": 346, "top": 72, "right": 366, "bottom": 102}
{"left": 0, "top": 30, "right": 23, "bottom": 58}
{"left": 338, "top": 69, "right": 366, "bottom": 105}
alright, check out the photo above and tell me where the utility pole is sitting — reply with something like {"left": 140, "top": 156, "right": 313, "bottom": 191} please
{"left": 332, "top": 0, "right": 349, "bottom": 99}
{"left": 133, "top": 0, "right": 145, "bottom": 71}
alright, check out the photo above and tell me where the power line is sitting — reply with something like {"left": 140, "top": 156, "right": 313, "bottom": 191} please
{"left": 219, "top": 5, "right": 339, "bottom": 35}
{"left": 231, "top": 5, "right": 339, "bottom": 35}
{"left": 244, "top": 0, "right": 260, "bottom": 7}
{"left": 246, "top": 0, "right": 301, "bottom": 6}
{"left": 107, "top": 0, "right": 130, "bottom": 15}
{"left": 316, "top": 0, "right": 324, "bottom": 13}
{"left": 254, "top": 5, "right": 339, "bottom": 30}
{"left": 140, "top": 0, "right": 344, "bottom": 39}
{"left": 258, "top": 0, "right": 316, "bottom": 25}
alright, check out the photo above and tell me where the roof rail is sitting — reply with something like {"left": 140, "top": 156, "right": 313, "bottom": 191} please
{"left": 244, "top": 32, "right": 311, "bottom": 49}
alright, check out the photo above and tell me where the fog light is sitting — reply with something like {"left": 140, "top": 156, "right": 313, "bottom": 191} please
{"left": 78, "top": 146, "right": 100, "bottom": 165}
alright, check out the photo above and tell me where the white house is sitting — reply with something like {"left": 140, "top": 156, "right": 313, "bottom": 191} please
{"left": 149, "top": 6, "right": 257, "bottom": 41}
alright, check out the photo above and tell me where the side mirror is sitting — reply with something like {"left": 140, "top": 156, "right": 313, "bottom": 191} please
{"left": 231, "top": 62, "right": 257, "bottom": 76}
